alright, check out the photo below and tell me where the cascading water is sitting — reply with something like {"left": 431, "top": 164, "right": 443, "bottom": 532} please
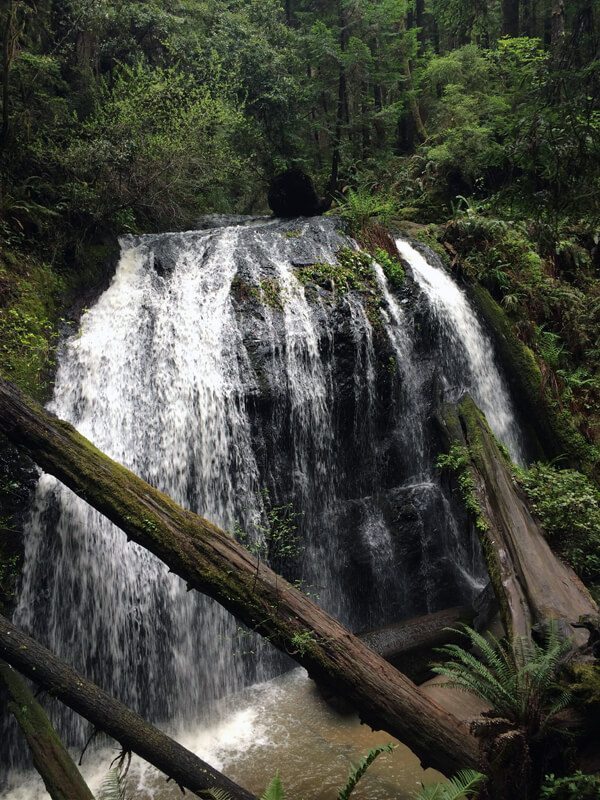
{"left": 395, "top": 239, "right": 525, "bottom": 465}
{"left": 3, "top": 217, "right": 526, "bottom": 798}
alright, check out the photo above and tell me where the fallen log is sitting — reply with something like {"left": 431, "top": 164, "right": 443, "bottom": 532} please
{"left": 0, "top": 617, "right": 257, "bottom": 800}
{"left": 359, "top": 606, "right": 475, "bottom": 683}
{"left": 0, "top": 660, "right": 95, "bottom": 800}
{"left": 438, "top": 396, "right": 597, "bottom": 644}
{"left": 0, "top": 376, "right": 480, "bottom": 776}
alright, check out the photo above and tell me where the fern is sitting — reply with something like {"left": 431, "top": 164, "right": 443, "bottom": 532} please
{"left": 97, "top": 767, "right": 126, "bottom": 800}
{"left": 201, "top": 790, "right": 233, "bottom": 800}
{"left": 261, "top": 772, "right": 285, "bottom": 800}
{"left": 337, "top": 743, "right": 395, "bottom": 800}
{"left": 415, "top": 769, "right": 486, "bottom": 800}
{"left": 432, "top": 623, "right": 572, "bottom": 736}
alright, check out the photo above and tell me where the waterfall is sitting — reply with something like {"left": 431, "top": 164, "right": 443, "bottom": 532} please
{"left": 395, "top": 239, "right": 525, "bottom": 464}
{"left": 3, "top": 218, "right": 525, "bottom": 784}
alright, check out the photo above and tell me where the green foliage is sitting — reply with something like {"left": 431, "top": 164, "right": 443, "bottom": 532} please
{"left": 297, "top": 247, "right": 376, "bottom": 294}
{"left": 97, "top": 766, "right": 127, "bottom": 800}
{"left": 374, "top": 248, "right": 405, "bottom": 289}
{"left": 414, "top": 769, "right": 486, "bottom": 800}
{"left": 336, "top": 188, "right": 397, "bottom": 234}
{"left": 338, "top": 743, "right": 395, "bottom": 800}
{"left": 289, "top": 629, "right": 315, "bottom": 656}
{"left": 540, "top": 772, "right": 600, "bottom": 800}
{"left": 436, "top": 445, "right": 488, "bottom": 532}
{"left": 261, "top": 772, "right": 285, "bottom": 800}
{"left": 432, "top": 624, "right": 572, "bottom": 737}
{"left": 443, "top": 213, "right": 600, "bottom": 451}
{"left": 516, "top": 463, "right": 600, "bottom": 581}
{"left": 235, "top": 488, "right": 300, "bottom": 566}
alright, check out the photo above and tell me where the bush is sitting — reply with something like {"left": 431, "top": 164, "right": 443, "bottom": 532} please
{"left": 516, "top": 463, "right": 600, "bottom": 581}
{"left": 540, "top": 772, "right": 600, "bottom": 800}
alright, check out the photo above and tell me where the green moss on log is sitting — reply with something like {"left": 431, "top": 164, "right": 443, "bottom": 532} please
{"left": 0, "top": 661, "right": 95, "bottom": 800}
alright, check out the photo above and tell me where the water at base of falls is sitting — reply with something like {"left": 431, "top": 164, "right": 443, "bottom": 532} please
{"left": 2, "top": 216, "right": 525, "bottom": 794}
{"left": 2, "top": 669, "right": 443, "bottom": 800}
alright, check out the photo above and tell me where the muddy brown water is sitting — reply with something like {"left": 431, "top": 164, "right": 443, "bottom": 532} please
{"left": 3, "top": 670, "right": 444, "bottom": 799}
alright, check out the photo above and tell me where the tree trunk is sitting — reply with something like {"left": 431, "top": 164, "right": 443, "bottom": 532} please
{"left": 0, "top": 660, "right": 95, "bottom": 800}
{"left": 438, "top": 396, "right": 597, "bottom": 645}
{"left": 415, "top": 0, "right": 426, "bottom": 44}
{"left": 399, "top": 14, "right": 426, "bottom": 144}
{"left": 522, "top": 0, "right": 536, "bottom": 37}
{"left": 0, "top": 376, "right": 480, "bottom": 776}
{"left": 0, "top": 0, "right": 15, "bottom": 153}
{"left": 328, "top": 2, "right": 348, "bottom": 196}
{"left": 551, "top": 0, "right": 565, "bottom": 48}
{"left": 502, "top": 0, "right": 520, "bottom": 36}
{"left": 0, "top": 621, "right": 257, "bottom": 800}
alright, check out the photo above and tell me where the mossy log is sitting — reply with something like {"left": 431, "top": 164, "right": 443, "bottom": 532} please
{"left": 439, "top": 396, "right": 597, "bottom": 644}
{"left": 0, "top": 660, "right": 95, "bottom": 800}
{"left": 0, "top": 376, "right": 480, "bottom": 776}
{"left": 0, "top": 618, "right": 257, "bottom": 800}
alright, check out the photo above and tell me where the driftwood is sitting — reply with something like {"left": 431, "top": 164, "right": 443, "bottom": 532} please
{"left": 439, "top": 396, "right": 598, "bottom": 645}
{"left": 0, "top": 660, "right": 95, "bottom": 800}
{"left": 0, "top": 376, "right": 480, "bottom": 776}
{"left": 0, "top": 617, "right": 257, "bottom": 800}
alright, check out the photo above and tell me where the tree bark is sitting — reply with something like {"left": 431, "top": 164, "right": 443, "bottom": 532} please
{"left": 438, "top": 396, "right": 597, "bottom": 645}
{"left": 0, "top": 0, "right": 15, "bottom": 153}
{"left": 328, "top": 2, "right": 348, "bottom": 197}
{"left": 551, "top": 0, "right": 565, "bottom": 49}
{"left": 0, "top": 660, "right": 95, "bottom": 800}
{"left": 0, "top": 376, "right": 480, "bottom": 776}
{"left": 0, "top": 621, "right": 257, "bottom": 800}
{"left": 398, "top": 14, "right": 426, "bottom": 144}
{"left": 502, "top": 0, "right": 520, "bottom": 37}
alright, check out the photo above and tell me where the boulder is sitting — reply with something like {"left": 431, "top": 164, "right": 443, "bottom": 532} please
{"left": 267, "top": 169, "right": 331, "bottom": 218}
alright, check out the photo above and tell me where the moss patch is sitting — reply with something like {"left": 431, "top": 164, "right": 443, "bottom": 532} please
{"left": 437, "top": 443, "right": 489, "bottom": 533}
{"left": 0, "top": 254, "right": 65, "bottom": 400}
{"left": 296, "top": 247, "right": 377, "bottom": 294}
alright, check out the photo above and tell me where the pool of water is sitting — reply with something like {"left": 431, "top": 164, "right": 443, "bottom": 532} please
{"left": 3, "top": 669, "right": 444, "bottom": 799}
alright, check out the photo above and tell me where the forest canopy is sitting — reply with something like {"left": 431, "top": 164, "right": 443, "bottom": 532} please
{"left": 0, "top": 0, "right": 598, "bottom": 244}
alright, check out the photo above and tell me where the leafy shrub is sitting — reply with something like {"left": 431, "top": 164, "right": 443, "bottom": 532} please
{"left": 516, "top": 463, "right": 600, "bottom": 581}
{"left": 374, "top": 248, "right": 405, "bottom": 289}
{"left": 336, "top": 187, "right": 397, "bottom": 233}
{"left": 540, "top": 771, "right": 600, "bottom": 800}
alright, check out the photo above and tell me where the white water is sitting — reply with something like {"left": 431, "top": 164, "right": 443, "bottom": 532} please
{"left": 396, "top": 239, "right": 525, "bottom": 464}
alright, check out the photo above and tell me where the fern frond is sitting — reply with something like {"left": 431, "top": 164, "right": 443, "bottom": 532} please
{"left": 338, "top": 743, "right": 395, "bottom": 800}
{"left": 414, "top": 769, "right": 485, "bottom": 800}
{"left": 261, "top": 772, "right": 285, "bottom": 800}
{"left": 97, "top": 767, "right": 126, "bottom": 800}
{"left": 201, "top": 789, "right": 234, "bottom": 800}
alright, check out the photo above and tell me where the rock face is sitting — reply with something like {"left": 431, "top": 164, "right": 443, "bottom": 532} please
{"left": 267, "top": 168, "right": 331, "bottom": 217}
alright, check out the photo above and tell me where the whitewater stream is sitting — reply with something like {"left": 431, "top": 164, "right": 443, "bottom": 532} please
{"left": 1, "top": 217, "right": 526, "bottom": 798}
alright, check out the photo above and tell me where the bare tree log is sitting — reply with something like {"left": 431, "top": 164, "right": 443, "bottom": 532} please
{"left": 0, "top": 375, "right": 480, "bottom": 775}
{"left": 0, "top": 619, "right": 257, "bottom": 800}
{"left": 0, "top": 660, "right": 95, "bottom": 800}
{"left": 438, "top": 396, "right": 597, "bottom": 644}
